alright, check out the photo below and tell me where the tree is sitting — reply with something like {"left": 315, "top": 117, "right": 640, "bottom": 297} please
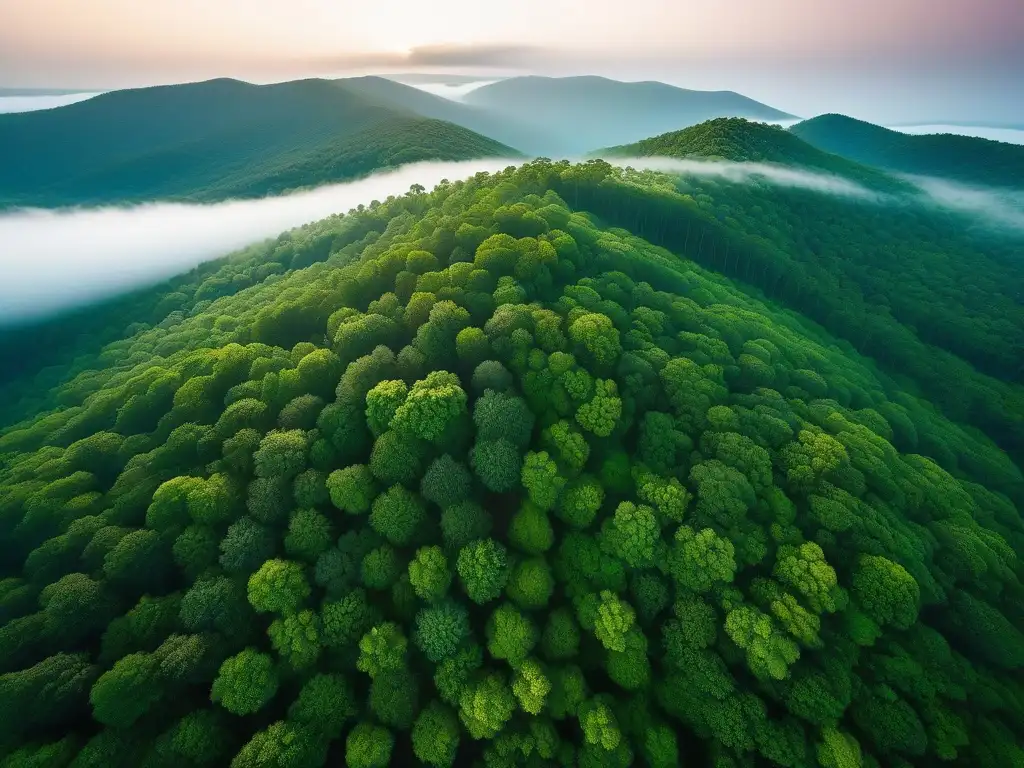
{"left": 415, "top": 601, "right": 471, "bottom": 663}
{"left": 370, "top": 485, "right": 426, "bottom": 546}
{"left": 346, "top": 723, "right": 393, "bottom": 768}
{"left": 412, "top": 701, "right": 461, "bottom": 767}
{"left": 852, "top": 554, "right": 920, "bottom": 630}
{"left": 512, "top": 658, "right": 551, "bottom": 714}
{"left": 599, "top": 501, "right": 659, "bottom": 568}
{"left": 470, "top": 439, "right": 521, "bottom": 493}
{"left": 420, "top": 454, "right": 472, "bottom": 509}
{"left": 457, "top": 539, "right": 509, "bottom": 604}
{"left": 357, "top": 622, "right": 408, "bottom": 678}
{"left": 391, "top": 371, "right": 468, "bottom": 441}
{"left": 460, "top": 673, "right": 515, "bottom": 740}
{"left": 409, "top": 546, "right": 452, "bottom": 602}
{"left": 327, "top": 465, "right": 376, "bottom": 515}
{"left": 210, "top": 648, "right": 278, "bottom": 716}
{"left": 487, "top": 603, "right": 538, "bottom": 667}
{"left": 247, "top": 559, "right": 310, "bottom": 614}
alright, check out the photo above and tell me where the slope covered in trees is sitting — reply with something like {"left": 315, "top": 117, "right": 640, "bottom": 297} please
{"left": 790, "top": 114, "right": 1024, "bottom": 188}
{"left": 462, "top": 77, "right": 795, "bottom": 156}
{"left": 0, "top": 161, "right": 1022, "bottom": 768}
{"left": 597, "top": 118, "right": 907, "bottom": 192}
{"left": 0, "top": 78, "right": 518, "bottom": 208}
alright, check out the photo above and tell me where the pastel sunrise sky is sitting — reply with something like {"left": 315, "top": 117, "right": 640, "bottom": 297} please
{"left": 1, "top": 0, "right": 1021, "bottom": 123}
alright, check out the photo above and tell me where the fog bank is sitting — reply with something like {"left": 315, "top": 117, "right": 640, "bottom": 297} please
{"left": 905, "top": 175, "right": 1024, "bottom": 231}
{"left": 0, "top": 159, "right": 519, "bottom": 324}
{"left": 615, "top": 156, "right": 879, "bottom": 198}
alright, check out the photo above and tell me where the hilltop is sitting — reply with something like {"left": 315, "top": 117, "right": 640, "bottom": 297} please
{"left": 790, "top": 114, "right": 1024, "bottom": 188}
{"left": 0, "top": 78, "right": 518, "bottom": 208}
{"left": 462, "top": 76, "right": 796, "bottom": 155}
{"left": 0, "top": 159, "right": 1021, "bottom": 768}
{"left": 596, "top": 117, "right": 907, "bottom": 191}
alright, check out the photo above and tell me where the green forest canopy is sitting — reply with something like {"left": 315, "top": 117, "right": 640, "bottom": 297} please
{"left": 789, "top": 114, "right": 1024, "bottom": 189}
{"left": 0, "top": 78, "right": 518, "bottom": 209}
{"left": 0, "top": 160, "right": 1022, "bottom": 767}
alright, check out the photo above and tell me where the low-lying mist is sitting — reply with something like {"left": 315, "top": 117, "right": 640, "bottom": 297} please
{"left": 902, "top": 175, "right": 1024, "bottom": 231}
{"left": 612, "top": 156, "right": 880, "bottom": 198}
{"left": 0, "top": 159, "right": 519, "bottom": 325}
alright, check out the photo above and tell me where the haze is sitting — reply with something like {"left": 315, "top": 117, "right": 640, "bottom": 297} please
{"left": 0, "top": 159, "right": 516, "bottom": 324}
{"left": 1, "top": 0, "right": 1021, "bottom": 124}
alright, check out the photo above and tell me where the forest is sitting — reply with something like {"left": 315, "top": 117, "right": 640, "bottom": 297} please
{"left": 0, "top": 158, "right": 1021, "bottom": 768}
{"left": 789, "top": 114, "right": 1024, "bottom": 189}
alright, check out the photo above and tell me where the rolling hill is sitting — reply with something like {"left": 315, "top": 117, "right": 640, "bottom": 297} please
{"left": 596, "top": 117, "right": 907, "bottom": 191}
{"left": 790, "top": 114, "right": 1024, "bottom": 188}
{"left": 0, "top": 158, "right": 1022, "bottom": 768}
{"left": 0, "top": 78, "right": 518, "bottom": 208}
{"left": 462, "top": 75, "right": 796, "bottom": 155}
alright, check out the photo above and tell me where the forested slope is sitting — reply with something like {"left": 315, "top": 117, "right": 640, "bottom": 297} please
{"left": 0, "top": 79, "right": 518, "bottom": 208}
{"left": 0, "top": 161, "right": 1022, "bottom": 768}
{"left": 790, "top": 114, "right": 1024, "bottom": 188}
{"left": 598, "top": 118, "right": 907, "bottom": 192}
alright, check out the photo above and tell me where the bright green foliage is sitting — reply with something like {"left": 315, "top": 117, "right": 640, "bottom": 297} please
{"left": 579, "top": 697, "right": 622, "bottom": 751}
{"left": 1, "top": 158, "right": 1022, "bottom": 768}
{"left": 521, "top": 451, "right": 565, "bottom": 511}
{"left": 470, "top": 439, "right": 521, "bottom": 492}
{"left": 459, "top": 673, "right": 516, "bottom": 739}
{"left": 253, "top": 429, "right": 307, "bottom": 479}
{"left": 456, "top": 539, "right": 509, "bottom": 604}
{"left": 365, "top": 379, "right": 408, "bottom": 436}
{"left": 357, "top": 622, "right": 408, "bottom": 678}
{"left": 210, "top": 648, "right": 278, "bottom": 715}
{"left": 852, "top": 554, "right": 920, "bottom": 630}
{"left": 724, "top": 604, "right": 801, "bottom": 680}
{"left": 408, "top": 545, "right": 452, "bottom": 601}
{"left": 568, "top": 313, "right": 621, "bottom": 367}
{"left": 668, "top": 526, "right": 736, "bottom": 593}
{"left": 512, "top": 658, "right": 551, "bottom": 714}
{"left": 369, "top": 485, "right": 426, "bottom": 546}
{"left": 592, "top": 591, "right": 636, "bottom": 652}
{"left": 542, "top": 420, "right": 590, "bottom": 474}
{"left": 391, "top": 371, "right": 467, "bottom": 441}
{"left": 412, "top": 701, "right": 461, "bottom": 767}
{"left": 557, "top": 476, "right": 604, "bottom": 529}
{"left": 345, "top": 723, "right": 393, "bottom": 768}
{"left": 268, "top": 610, "right": 321, "bottom": 670}
{"left": 486, "top": 603, "right": 538, "bottom": 666}
{"left": 599, "top": 501, "right": 658, "bottom": 568}
{"left": 575, "top": 379, "right": 622, "bottom": 437}
{"left": 420, "top": 454, "right": 472, "bottom": 510}
{"left": 327, "top": 465, "right": 376, "bottom": 515}
{"left": 247, "top": 559, "right": 310, "bottom": 614}
{"left": 414, "top": 601, "right": 471, "bottom": 662}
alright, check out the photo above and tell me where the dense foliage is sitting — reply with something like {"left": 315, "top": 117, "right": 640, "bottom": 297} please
{"left": 1, "top": 160, "right": 1022, "bottom": 767}
{"left": 790, "top": 114, "right": 1024, "bottom": 189}
{"left": 599, "top": 118, "right": 904, "bottom": 191}
{"left": 0, "top": 78, "right": 516, "bottom": 209}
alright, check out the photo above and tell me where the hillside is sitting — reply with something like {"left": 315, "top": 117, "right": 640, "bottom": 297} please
{"left": 597, "top": 118, "right": 907, "bottom": 191}
{"left": 790, "top": 114, "right": 1024, "bottom": 188}
{"left": 0, "top": 161, "right": 1022, "bottom": 768}
{"left": 462, "top": 76, "right": 796, "bottom": 156}
{"left": 334, "top": 76, "right": 553, "bottom": 157}
{"left": 0, "top": 78, "right": 518, "bottom": 208}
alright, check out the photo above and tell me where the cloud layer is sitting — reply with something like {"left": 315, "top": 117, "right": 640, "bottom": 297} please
{"left": 0, "top": 159, "right": 518, "bottom": 325}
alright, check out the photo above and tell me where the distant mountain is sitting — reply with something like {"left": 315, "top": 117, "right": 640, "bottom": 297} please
{"left": 598, "top": 117, "right": 906, "bottom": 191}
{"left": 791, "top": 114, "right": 1024, "bottom": 188}
{"left": 462, "top": 76, "right": 796, "bottom": 155}
{"left": 334, "top": 76, "right": 553, "bottom": 157}
{"left": 0, "top": 78, "right": 518, "bottom": 208}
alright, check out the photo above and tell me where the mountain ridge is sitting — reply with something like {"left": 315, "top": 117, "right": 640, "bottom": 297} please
{"left": 790, "top": 113, "right": 1024, "bottom": 188}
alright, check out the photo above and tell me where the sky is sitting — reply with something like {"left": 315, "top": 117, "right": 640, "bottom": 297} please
{"left": 1, "top": 0, "right": 1022, "bottom": 123}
